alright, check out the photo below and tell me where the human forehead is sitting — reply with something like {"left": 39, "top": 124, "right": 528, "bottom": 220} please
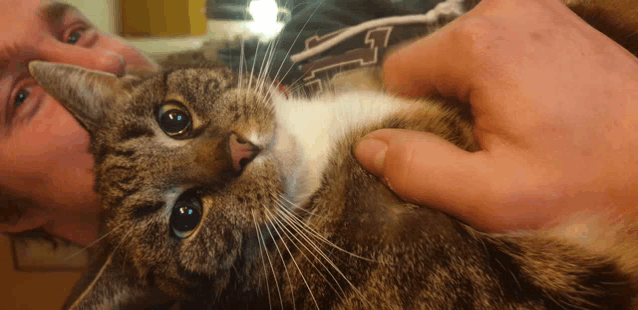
{"left": 0, "top": 0, "right": 53, "bottom": 22}
{"left": 0, "top": 0, "right": 77, "bottom": 66}
{"left": 0, "top": 0, "right": 76, "bottom": 29}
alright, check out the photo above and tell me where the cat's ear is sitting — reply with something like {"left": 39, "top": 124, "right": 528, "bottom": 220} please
{"left": 28, "top": 61, "right": 129, "bottom": 134}
{"left": 63, "top": 250, "right": 173, "bottom": 310}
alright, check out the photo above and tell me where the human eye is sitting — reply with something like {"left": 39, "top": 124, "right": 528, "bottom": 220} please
{"left": 14, "top": 88, "right": 30, "bottom": 109}
{"left": 65, "top": 28, "right": 83, "bottom": 45}
{"left": 62, "top": 25, "right": 92, "bottom": 45}
{"left": 6, "top": 82, "right": 43, "bottom": 129}
{"left": 53, "top": 7, "right": 99, "bottom": 47}
{"left": 11, "top": 86, "right": 32, "bottom": 116}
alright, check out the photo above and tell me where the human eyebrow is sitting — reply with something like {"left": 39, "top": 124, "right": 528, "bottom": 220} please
{"left": 39, "top": 2, "right": 76, "bottom": 30}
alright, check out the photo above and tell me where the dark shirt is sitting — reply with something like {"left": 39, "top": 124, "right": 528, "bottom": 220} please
{"left": 218, "top": 0, "right": 447, "bottom": 89}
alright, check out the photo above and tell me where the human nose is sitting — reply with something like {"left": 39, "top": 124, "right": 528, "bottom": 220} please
{"left": 38, "top": 42, "right": 127, "bottom": 77}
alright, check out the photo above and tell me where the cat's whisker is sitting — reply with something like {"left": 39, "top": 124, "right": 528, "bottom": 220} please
{"left": 272, "top": 206, "right": 377, "bottom": 308}
{"left": 276, "top": 194, "right": 388, "bottom": 264}
{"left": 273, "top": 196, "right": 326, "bottom": 243}
{"left": 63, "top": 222, "right": 127, "bottom": 261}
{"left": 267, "top": 0, "right": 326, "bottom": 89}
{"left": 257, "top": 207, "right": 285, "bottom": 309}
{"left": 268, "top": 206, "right": 349, "bottom": 299}
{"left": 274, "top": 193, "right": 315, "bottom": 217}
{"left": 65, "top": 225, "right": 135, "bottom": 310}
{"left": 262, "top": 207, "right": 298, "bottom": 310}
{"left": 260, "top": 208, "right": 321, "bottom": 310}
{"left": 281, "top": 81, "right": 307, "bottom": 98}
{"left": 263, "top": 33, "right": 283, "bottom": 84}
{"left": 260, "top": 29, "right": 285, "bottom": 97}
{"left": 252, "top": 7, "right": 295, "bottom": 98}
{"left": 238, "top": 37, "right": 245, "bottom": 95}
{"left": 252, "top": 210, "right": 274, "bottom": 310}
{"left": 269, "top": 203, "right": 333, "bottom": 267}
{"left": 255, "top": 39, "right": 276, "bottom": 97}
{"left": 259, "top": 38, "right": 279, "bottom": 94}
{"left": 111, "top": 225, "right": 135, "bottom": 262}
{"left": 247, "top": 39, "right": 263, "bottom": 92}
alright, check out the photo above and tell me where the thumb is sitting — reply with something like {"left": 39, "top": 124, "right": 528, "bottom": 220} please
{"left": 354, "top": 128, "right": 497, "bottom": 229}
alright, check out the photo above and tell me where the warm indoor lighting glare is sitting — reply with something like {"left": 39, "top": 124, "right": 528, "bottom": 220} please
{"left": 247, "top": 0, "right": 284, "bottom": 41}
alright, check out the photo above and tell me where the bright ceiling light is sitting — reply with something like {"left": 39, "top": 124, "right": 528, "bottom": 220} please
{"left": 246, "top": 0, "right": 284, "bottom": 41}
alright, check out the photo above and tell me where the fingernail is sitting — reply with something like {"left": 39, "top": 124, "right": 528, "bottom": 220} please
{"left": 356, "top": 138, "right": 387, "bottom": 172}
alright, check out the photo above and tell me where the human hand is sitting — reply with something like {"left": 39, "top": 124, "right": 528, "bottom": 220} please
{"left": 355, "top": 0, "right": 638, "bottom": 232}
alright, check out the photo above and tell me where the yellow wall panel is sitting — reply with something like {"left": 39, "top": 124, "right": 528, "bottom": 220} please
{"left": 120, "top": 0, "right": 207, "bottom": 37}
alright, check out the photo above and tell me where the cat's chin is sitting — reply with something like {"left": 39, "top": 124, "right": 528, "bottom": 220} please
{"left": 264, "top": 118, "right": 314, "bottom": 205}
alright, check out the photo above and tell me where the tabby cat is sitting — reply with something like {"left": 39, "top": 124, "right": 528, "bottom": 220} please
{"left": 30, "top": 0, "right": 638, "bottom": 309}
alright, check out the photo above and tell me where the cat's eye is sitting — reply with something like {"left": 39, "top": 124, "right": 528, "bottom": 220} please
{"left": 157, "top": 101, "right": 192, "bottom": 137}
{"left": 170, "top": 192, "right": 202, "bottom": 239}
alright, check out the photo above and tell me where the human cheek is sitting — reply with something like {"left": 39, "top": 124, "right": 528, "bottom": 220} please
{"left": 22, "top": 94, "right": 91, "bottom": 167}
{"left": 39, "top": 96, "right": 90, "bottom": 152}
{"left": 35, "top": 97, "right": 95, "bottom": 195}
{"left": 0, "top": 95, "right": 93, "bottom": 200}
{"left": 14, "top": 97, "right": 98, "bottom": 214}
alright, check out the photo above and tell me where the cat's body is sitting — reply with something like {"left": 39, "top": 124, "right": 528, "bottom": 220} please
{"left": 28, "top": 0, "right": 638, "bottom": 309}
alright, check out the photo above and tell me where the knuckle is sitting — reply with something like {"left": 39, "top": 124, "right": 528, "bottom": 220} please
{"left": 448, "top": 16, "right": 503, "bottom": 57}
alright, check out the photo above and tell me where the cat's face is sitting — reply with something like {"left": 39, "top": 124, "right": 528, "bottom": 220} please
{"left": 29, "top": 61, "right": 304, "bottom": 306}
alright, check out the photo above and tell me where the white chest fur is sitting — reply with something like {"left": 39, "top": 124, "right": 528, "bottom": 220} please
{"left": 274, "top": 91, "right": 415, "bottom": 199}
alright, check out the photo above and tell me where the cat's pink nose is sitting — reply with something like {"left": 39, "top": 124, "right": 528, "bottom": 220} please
{"left": 229, "top": 133, "right": 260, "bottom": 171}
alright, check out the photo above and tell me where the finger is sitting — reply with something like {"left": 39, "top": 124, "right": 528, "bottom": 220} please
{"left": 382, "top": 13, "right": 479, "bottom": 101}
{"left": 382, "top": 0, "right": 559, "bottom": 101}
{"left": 354, "top": 128, "right": 501, "bottom": 231}
{"left": 38, "top": 40, "right": 127, "bottom": 76}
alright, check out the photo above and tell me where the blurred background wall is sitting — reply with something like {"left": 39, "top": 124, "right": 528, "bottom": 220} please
{"left": 63, "top": 0, "right": 209, "bottom": 36}
{"left": 65, "top": 0, "right": 119, "bottom": 33}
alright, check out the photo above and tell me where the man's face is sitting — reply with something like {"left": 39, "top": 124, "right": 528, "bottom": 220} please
{"left": 0, "top": 0, "right": 158, "bottom": 234}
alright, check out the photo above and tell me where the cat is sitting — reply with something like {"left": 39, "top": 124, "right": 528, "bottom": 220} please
{"left": 30, "top": 0, "right": 638, "bottom": 309}
{"left": 29, "top": 59, "right": 638, "bottom": 310}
